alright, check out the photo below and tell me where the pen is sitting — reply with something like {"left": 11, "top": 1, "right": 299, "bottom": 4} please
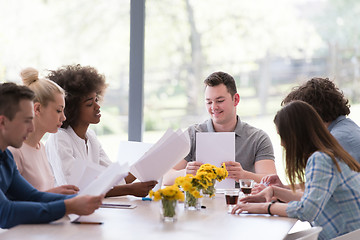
{"left": 142, "top": 197, "right": 152, "bottom": 201}
{"left": 72, "top": 221, "right": 103, "bottom": 225}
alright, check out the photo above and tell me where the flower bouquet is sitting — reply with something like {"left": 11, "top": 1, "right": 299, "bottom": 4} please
{"left": 197, "top": 163, "right": 228, "bottom": 197}
{"left": 175, "top": 171, "right": 213, "bottom": 210}
{"left": 149, "top": 185, "right": 184, "bottom": 222}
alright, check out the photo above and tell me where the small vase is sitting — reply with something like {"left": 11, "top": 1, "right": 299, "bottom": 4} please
{"left": 202, "top": 179, "right": 216, "bottom": 198}
{"left": 184, "top": 191, "right": 201, "bottom": 211}
{"left": 160, "top": 199, "right": 177, "bottom": 222}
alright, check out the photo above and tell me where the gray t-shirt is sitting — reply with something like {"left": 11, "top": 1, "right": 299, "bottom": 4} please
{"left": 184, "top": 116, "right": 275, "bottom": 173}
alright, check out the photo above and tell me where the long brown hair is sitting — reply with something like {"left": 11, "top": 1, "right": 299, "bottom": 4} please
{"left": 274, "top": 100, "right": 360, "bottom": 190}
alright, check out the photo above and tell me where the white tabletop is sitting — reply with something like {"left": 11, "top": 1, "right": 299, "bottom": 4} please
{"left": 0, "top": 194, "right": 297, "bottom": 240}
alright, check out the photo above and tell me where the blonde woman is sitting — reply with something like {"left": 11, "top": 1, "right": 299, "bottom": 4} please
{"left": 9, "top": 67, "right": 79, "bottom": 194}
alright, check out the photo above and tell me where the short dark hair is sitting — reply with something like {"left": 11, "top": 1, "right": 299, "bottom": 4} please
{"left": 204, "top": 72, "right": 237, "bottom": 97}
{"left": 0, "top": 82, "right": 35, "bottom": 120}
{"left": 282, "top": 78, "right": 350, "bottom": 122}
{"left": 47, "top": 64, "right": 107, "bottom": 128}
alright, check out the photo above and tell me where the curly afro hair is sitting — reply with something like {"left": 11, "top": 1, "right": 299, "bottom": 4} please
{"left": 47, "top": 64, "right": 108, "bottom": 128}
{"left": 282, "top": 78, "right": 350, "bottom": 123}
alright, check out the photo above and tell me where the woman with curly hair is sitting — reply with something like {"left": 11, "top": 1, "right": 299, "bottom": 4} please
{"left": 46, "top": 64, "right": 156, "bottom": 197}
{"left": 232, "top": 101, "right": 360, "bottom": 239}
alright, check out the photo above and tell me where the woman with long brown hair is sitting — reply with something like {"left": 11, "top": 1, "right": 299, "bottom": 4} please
{"left": 231, "top": 100, "right": 360, "bottom": 239}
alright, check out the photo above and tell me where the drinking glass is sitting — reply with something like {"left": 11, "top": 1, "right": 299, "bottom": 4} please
{"left": 225, "top": 189, "right": 239, "bottom": 212}
{"left": 239, "top": 179, "right": 255, "bottom": 197}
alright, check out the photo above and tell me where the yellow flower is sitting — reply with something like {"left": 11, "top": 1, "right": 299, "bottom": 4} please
{"left": 196, "top": 163, "right": 228, "bottom": 182}
{"left": 191, "top": 190, "right": 202, "bottom": 198}
{"left": 149, "top": 185, "right": 184, "bottom": 201}
{"left": 153, "top": 191, "right": 162, "bottom": 201}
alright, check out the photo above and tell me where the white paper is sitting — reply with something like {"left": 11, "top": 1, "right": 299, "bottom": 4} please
{"left": 69, "top": 162, "right": 129, "bottom": 222}
{"left": 79, "top": 162, "right": 129, "bottom": 196}
{"left": 129, "top": 129, "right": 190, "bottom": 182}
{"left": 116, "top": 141, "right": 153, "bottom": 166}
{"left": 196, "top": 132, "right": 235, "bottom": 189}
{"left": 68, "top": 160, "right": 107, "bottom": 190}
{"left": 71, "top": 211, "right": 104, "bottom": 223}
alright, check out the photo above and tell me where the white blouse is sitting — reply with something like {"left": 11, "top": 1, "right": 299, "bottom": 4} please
{"left": 45, "top": 126, "right": 112, "bottom": 186}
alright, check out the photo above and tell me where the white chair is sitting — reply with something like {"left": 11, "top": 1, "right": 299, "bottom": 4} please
{"left": 333, "top": 228, "right": 360, "bottom": 240}
{"left": 283, "top": 226, "right": 323, "bottom": 240}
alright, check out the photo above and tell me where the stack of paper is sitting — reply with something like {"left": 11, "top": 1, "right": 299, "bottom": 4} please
{"left": 130, "top": 129, "right": 191, "bottom": 182}
{"left": 196, "top": 132, "right": 235, "bottom": 189}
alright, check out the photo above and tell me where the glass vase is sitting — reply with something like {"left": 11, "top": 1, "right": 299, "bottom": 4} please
{"left": 160, "top": 199, "right": 177, "bottom": 222}
{"left": 202, "top": 179, "right": 216, "bottom": 198}
{"left": 184, "top": 191, "right": 201, "bottom": 211}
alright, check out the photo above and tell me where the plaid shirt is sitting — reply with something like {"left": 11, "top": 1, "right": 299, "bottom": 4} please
{"left": 287, "top": 151, "right": 360, "bottom": 239}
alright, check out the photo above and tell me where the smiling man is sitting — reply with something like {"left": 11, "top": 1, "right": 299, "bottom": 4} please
{"left": 171, "top": 72, "right": 276, "bottom": 184}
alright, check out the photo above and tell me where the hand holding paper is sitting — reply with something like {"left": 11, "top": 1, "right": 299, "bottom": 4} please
{"left": 196, "top": 132, "right": 235, "bottom": 189}
{"left": 69, "top": 162, "right": 129, "bottom": 222}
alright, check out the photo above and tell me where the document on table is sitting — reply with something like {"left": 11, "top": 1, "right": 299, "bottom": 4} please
{"left": 69, "top": 162, "right": 129, "bottom": 222}
{"left": 196, "top": 132, "right": 235, "bottom": 189}
{"left": 129, "top": 128, "right": 191, "bottom": 182}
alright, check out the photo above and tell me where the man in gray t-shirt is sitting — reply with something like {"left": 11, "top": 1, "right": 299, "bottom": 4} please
{"left": 185, "top": 117, "right": 275, "bottom": 174}
{"left": 169, "top": 72, "right": 276, "bottom": 184}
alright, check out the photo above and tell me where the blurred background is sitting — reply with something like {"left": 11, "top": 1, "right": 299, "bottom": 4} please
{"left": 1, "top": 0, "right": 360, "bottom": 182}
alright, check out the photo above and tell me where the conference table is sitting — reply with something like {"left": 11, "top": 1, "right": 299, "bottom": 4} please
{"left": 0, "top": 194, "right": 297, "bottom": 240}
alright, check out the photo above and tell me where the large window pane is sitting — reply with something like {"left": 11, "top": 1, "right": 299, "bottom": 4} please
{"left": 144, "top": 0, "right": 360, "bottom": 180}
{"left": 0, "top": 0, "right": 130, "bottom": 160}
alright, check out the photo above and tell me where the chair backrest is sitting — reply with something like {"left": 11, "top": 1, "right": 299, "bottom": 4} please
{"left": 333, "top": 228, "right": 360, "bottom": 240}
{"left": 283, "top": 226, "right": 323, "bottom": 240}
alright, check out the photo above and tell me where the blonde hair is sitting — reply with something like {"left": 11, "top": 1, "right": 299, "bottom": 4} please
{"left": 20, "top": 67, "right": 65, "bottom": 106}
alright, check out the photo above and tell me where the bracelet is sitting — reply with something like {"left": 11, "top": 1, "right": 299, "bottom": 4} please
{"left": 267, "top": 200, "right": 277, "bottom": 216}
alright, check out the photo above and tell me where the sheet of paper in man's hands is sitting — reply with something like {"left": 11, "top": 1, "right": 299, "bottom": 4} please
{"left": 196, "top": 132, "right": 235, "bottom": 189}
{"left": 69, "top": 162, "right": 129, "bottom": 222}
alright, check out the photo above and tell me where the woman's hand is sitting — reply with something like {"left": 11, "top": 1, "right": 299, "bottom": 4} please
{"left": 261, "top": 174, "right": 284, "bottom": 188}
{"left": 128, "top": 181, "right": 158, "bottom": 197}
{"left": 231, "top": 202, "right": 268, "bottom": 215}
{"left": 240, "top": 186, "right": 274, "bottom": 203}
{"left": 251, "top": 183, "right": 267, "bottom": 195}
{"left": 46, "top": 185, "right": 79, "bottom": 195}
